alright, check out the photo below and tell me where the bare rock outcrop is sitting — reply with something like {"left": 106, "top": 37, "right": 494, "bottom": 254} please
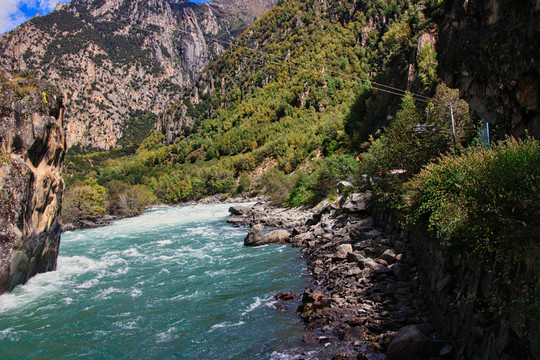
{"left": 0, "top": 72, "right": 66, "bottom": 294}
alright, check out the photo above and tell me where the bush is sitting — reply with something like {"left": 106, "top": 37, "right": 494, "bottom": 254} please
{"left": 62, "top": 178, "right": 106, "bottom": 222}
{"left": 359, "top": 85, "right": 473, "bottom": 177}
{"left": 313, "top": 154, "right": 358, "bottom": 199}
{"left": 406, "top": 137, "right": 540, "bottom": 254}
{"left": 259, "top": 168, "right": 294, "bottom": 206}
{"left": 106, "top": 180, "right": 156, "bottom": 217}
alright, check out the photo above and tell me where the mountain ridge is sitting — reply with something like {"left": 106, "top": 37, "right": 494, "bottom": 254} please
{"left": 0, "top": 0, "right": 277, "bottom": 149}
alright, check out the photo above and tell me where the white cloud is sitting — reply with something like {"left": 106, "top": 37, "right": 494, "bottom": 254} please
{"left": 0, "top": 0, "right": 69, "bottom": 34}
{"left": 0, "top": 0, "right": 29, "bottom": 34}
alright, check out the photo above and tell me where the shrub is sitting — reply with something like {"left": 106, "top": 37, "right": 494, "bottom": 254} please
{"left": 259, "top": 168, "right": 294, "bottom": 206}
{"left": 406, "top": 137, "right": 540, "bottom": 254}
{"left": 106, "top": 180, "right": 156, "bottom": 217}
{"left": 62, "top": 178, "right": 106, "bottom": 222}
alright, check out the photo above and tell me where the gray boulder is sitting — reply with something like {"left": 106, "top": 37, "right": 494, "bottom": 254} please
{"left": 229, "top": 205, "right": 250, "bottom": 216}
{"left": 342, "top": 192, "right": 372, "bottom": 213}
{"left": 333, "top": 244, "right": 353, "bottom": 259}
{"left": 244, "top": 224, "right": 265, "bottom": 246}
{"left": 264, "top": 229, "right": 290, "bottom": 244}
{"left": 244, "top": 225, "right": 290, "bottom": 246}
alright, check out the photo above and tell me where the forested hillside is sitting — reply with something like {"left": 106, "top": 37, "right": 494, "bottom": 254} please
{"left": 0, "top": 0, "right": 277, "bottom": 149}
{"left": 64, "top": 0, "right": 443, "bottom": 219}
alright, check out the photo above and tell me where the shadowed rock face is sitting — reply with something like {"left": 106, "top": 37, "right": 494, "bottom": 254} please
{"left": 437, "top": 0, "right": 540, "bottom": 139}
{"left": 0, "top": 73, "right": 66, "bottom": 294}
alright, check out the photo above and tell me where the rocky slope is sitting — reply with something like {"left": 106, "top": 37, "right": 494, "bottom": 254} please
{"left": 437, "top": 0, "right": 540, "bottom": 139}
{"left": 0, "top": 72, "right": 66, "bottom": 294}
{"left": 0, "top": 0, "right": 277, "bottom": 149}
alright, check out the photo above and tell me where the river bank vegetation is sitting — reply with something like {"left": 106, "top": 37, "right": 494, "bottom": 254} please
{"left": 61, "top": 0, "right": 539, "bottom": 258}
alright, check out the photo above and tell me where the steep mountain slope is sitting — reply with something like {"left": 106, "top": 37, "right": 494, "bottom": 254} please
{"left": 62, "top": 0, "right": 437, "bottom": 204}
{"left": 0, "top": 0, "right": 277, "bottom": 149}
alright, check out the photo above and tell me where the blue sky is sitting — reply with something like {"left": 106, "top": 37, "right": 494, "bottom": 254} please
{"left": 0, "top": 0, "right": 213, "bottom": 35}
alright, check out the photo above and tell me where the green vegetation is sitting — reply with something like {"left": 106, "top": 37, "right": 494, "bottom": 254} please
{"left": 62, "top": 178, "right": 107, "bottom": 222}
{"left": 64, "top": 0, "right": 437, "bottom": 222}
{"left": 62, "top": 0, "right": 537, "bottom": 266}
{"left": 406, "top": 137, "right": 539, "bottom": 254}
{"left": 0, "top": 71, "right": 38, "bottom": 101}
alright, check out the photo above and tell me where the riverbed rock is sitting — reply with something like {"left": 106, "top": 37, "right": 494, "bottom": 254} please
{"left": 244, "top": 224, "right": 264, "bottom": 246}
{"left": 334, "top": 244, "right": 353, "bottom": 259}
{"left": 229, "top": 205, "right": 250, "bottom": 216}
{"left": 264, "top": 229, "right": 290, "bottom": 244}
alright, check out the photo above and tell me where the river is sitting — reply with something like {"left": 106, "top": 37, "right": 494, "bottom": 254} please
{"left": 0, "top": 204, "right": 309, "bottom": 359}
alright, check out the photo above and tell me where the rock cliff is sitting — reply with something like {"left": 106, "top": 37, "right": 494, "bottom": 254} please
{"left": 0, "top": 72, "right": 66, "bottom": 294}
{"left": 0, "top": 0, "right": 277, "bottom": 149}
{"left": 437, "top": 0, "right": 540, "bottom": 139}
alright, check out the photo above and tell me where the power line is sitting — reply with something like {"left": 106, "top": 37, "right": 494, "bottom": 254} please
{"left": 102, "top": 13, "right": 431, "bottom": 103}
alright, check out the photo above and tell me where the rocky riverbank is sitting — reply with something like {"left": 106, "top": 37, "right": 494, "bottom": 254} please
{"left": 228, "top": 195, "right": 453, "bottom": 360}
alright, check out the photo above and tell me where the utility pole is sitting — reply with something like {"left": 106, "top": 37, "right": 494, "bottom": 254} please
{"left": 449, "top": 103, "right": 456, "bottom": 149}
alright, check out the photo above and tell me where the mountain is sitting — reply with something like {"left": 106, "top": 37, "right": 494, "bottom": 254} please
{"left": 0, "top": 72, "right": 65, "bottom": 294}
{"left": 0, "top": 0, "right": 277, "bottom": 150}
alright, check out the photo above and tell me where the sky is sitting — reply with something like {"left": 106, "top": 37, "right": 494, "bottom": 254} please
{"left": 0, "top": 0, "right": 213, "bottom": 35}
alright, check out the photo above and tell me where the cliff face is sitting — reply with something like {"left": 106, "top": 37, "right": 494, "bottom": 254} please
{"left": 437, "top": 0, "right": 540, "bottom": 139}
{"left": 0, "top": 0, "right": 277, "bottom": 149}
{"left": 0, "top": 72, "right": 66, "bottom": 294}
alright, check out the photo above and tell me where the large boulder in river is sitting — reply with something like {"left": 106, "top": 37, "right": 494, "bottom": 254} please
{"left": 342, "top": 192, "right": 372, "bottom": 213}
{"left": 244, "top": 225, "right": 290, "bottom": 246}
{"left": 244, "top": 224, "right": 264, "bottom": 246}
{"left": 229, "top": 205, "right": 250, "bottom": 216}
{"left": 264, "top": 229, "right": 290, "bottom": 244}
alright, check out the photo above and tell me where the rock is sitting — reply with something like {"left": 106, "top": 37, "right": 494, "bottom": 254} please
{"left": 363, "top": 229, "right": 381, "bottom": 239}
{"left": 274, "top": 291, "right": 297, "bottom": 301}
{"left": 302, "top": 331, "right": 319, "bottom": 344}
{"left": 0, "top": 76, "right": 65, "bottom": 295}
{"left": 244, "top": 224, "right": 264, "bottom": 246}
{"left": 392, "top": 263, "right": 410, "bottom": 281}
{"left": 342, "top": 192, "right": 372, "bottom": 213}
{"left": 357, "top": 217, "right": 374, "bottom": 230}
{"left": 331, "top": 352, "right": 351, "bottom": 360}
{"left": 334, "top": 244, "right": 353, "bottom": 259}
{"left": 264, "top": 229, "right": 290, "bottom": 244}
{"left": 228, "top": 205, "right": 250, "bottom": 215}
{"left": 347, "top": 251, "right": 365, "bottom": 263}
{"left": 312, "top": 198, "right": 332, "bottom": 215}
{"left": 244, "top": 225, "right": 290, "bottom": 246}
{"left": 226, "top": 217, "right": 245, "bottom": 225}
{"left": 381, "top": 249, "right": 397, "bottom": 264}
{"left": 386, "top": 325, "right": 446, "bottom": 360}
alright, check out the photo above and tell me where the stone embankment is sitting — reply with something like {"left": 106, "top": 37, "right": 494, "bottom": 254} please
{"left": 228, "top": 195, "right": 452, "bottom": 359}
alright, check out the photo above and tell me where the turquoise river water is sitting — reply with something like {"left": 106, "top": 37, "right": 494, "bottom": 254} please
{"left": 0, "top": 204, "right": 310, "bottom": 359}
